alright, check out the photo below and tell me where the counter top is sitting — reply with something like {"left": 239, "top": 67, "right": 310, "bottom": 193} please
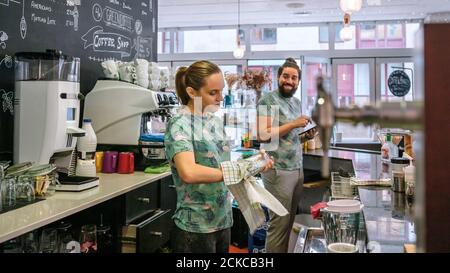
{"left": 304, "top": 148, "right": 416, "bottom": 253}
{"left": 304, "top": 148, "right": 385, "bottom": 180}
{"left": 0, "top": 171, "right": 171, "bottom": 244}
{"left": 359, "top": 187, "right": 416, "bottom": 253}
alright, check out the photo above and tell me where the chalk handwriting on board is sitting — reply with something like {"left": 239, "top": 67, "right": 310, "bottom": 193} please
{"left": 134, "top": 36, "right": 151, "bottom": 59}
{"left": 66, "top": 5, "right": 79, "bottom": 31}
{"left": 135, "top": 19, "right": 142, "bottom": 35}
{"left": 123, "top": 2, "right": 131, "bottom": 11}
{"left": 30, "top": 1, "right": 52, "bottom": 12}
{"left": 104, "top": 6, "right": 133, "bottom": 33}
{"left": 20, "top": 0, "right": 26, "bottom": 39}
{"left": 82, "top": 26, "right": 133, "bottom": 58}
{"left": 88, "top": 56, "right": 118, "bottom": 62}
{"left": 0, "top": 31, "right": 8, "bottom": 49}
{"left": 0, "top": 54, "right": 13, "bottom": 68}
{"left": 92, "top": 3, "right": 103, "bottom": 22}
{"left": 67, "top": 0, "right": 81, "bottom": 6}
{"left": 1, "top": 89, "right": 13, "bottom": 114}
{"left": 0, "top": 0, "right": 10, "bottom": 7}
{"left": 388, "top": 70, "right": 411, "bottom": 97}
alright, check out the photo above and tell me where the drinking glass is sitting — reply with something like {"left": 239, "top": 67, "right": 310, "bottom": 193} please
{"left": 80, "top": 224, "right": 97, "bottom": 253}
{"left": 39, "top": 228, "right": 58, "bottom": 253}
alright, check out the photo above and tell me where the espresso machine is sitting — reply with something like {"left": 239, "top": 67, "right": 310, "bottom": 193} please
{"left": 312, "top": 76, "right": 423, "bottom": 178}
{"left": 83, "top": 80, "right": 179, "bottom": 170}
{"left": 13, "top": 49, "right": 85, "bottom": 169}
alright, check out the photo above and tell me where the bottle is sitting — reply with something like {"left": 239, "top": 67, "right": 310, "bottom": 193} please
{"left": 245, "top": 152, "right": 270, "bottom": 178}
{"left": 224, "top": 89, "right": 233, "bottom": 108}
{"left": 77, "top": 118, "right": 97, "bottom": 160}
{"left": 404, "top": 158, "right": 415, "bottom": 200}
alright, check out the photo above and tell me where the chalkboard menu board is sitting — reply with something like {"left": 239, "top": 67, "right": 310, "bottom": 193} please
{"left": 388, "top": 70, "right": 411, "bottom": 97}
{"left": 0, "top": 0, "right": 158, "bottom": 160}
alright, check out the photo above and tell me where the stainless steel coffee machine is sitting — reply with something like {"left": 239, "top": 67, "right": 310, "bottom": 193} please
{"left": 83, "top": 80, "right": 179, "bottom": 170}
{"left": 13, "top": 49, "right": 85, "bottom": 169}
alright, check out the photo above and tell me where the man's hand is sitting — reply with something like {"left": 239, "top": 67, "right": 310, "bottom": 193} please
{"left": 291, "top": 115, "right": 311, "bottom": 128}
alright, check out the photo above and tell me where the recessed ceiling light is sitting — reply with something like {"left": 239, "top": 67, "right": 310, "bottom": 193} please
{"left": 293, "top": 11, "right": 312, "bottom": 16}
{"left": 286, "top": 2, "right": 305, "bottom": 9}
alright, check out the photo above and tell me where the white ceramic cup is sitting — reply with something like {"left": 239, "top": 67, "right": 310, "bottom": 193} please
{"left": 327, "top": 243, "right": 359, "bottom": 253}
{"left": 101, "top": 60, "right": 119, "bottom": 80}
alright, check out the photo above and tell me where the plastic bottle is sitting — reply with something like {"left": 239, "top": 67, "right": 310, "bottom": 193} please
{"left": 244, "top": 152, "right": 270, "bottom": 178}
{"left": 77, "top": 118, "right": 97, "bottom": 159}
{"left": 403, "top": 158, "right": 415, "bottom": 199}
{"left": 224, "top": 90, "right": 233, "bottom": 108}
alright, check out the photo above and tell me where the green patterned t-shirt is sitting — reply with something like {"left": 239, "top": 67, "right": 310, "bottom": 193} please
{"left": 257, "top": 90, "right": 303, "bottom": 170}
{"left": 164, "top": 109, "right": 233, "bottom": 233}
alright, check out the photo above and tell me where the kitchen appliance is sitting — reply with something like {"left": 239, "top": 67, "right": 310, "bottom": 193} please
{"left": 13, "top": 49, "right": 85, "bottom": 167}
{"left": 83, "top": 80, "right": 179, "bottom": 170}
{"left": 321, "top": 199, "right": 363, "bottom": 246}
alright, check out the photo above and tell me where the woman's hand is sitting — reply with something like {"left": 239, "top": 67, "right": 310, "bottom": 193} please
{"left": 259, "top": 149, "right": 274, "bottom": 172}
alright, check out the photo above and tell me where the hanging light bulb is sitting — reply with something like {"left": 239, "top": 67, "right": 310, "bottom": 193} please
{"left": 339, "top": 0, "right": 362, "bottom": 14}
{"left": 340, "top": 13, "right": 353, "bottom": 42}
{"left": 233, "top": 0, "right": 245, "bottom": 59}
{"left": 233, "top": 42, "right": 245, "bottom": 59}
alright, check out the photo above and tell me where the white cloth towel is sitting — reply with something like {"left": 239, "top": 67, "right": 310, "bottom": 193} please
{"left": 221, "top": 160, "right": 288, "bottom": 234}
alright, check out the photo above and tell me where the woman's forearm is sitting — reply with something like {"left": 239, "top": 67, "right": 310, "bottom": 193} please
{"left": 173, "top": 152, "right": 224, "bottom": 184}
{"left": 182, "top": 164, "right": 224, "bottom": 184}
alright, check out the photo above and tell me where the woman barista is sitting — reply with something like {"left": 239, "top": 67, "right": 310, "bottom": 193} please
{"left": 165, "top": 60, "right": 273, "bottom": 253}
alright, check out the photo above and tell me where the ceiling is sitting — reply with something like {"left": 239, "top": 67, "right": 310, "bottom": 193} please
{"left": 158, "top": 0, "right": 450, "bottom": 29}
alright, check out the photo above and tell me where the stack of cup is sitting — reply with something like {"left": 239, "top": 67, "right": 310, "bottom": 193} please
{"left": 101, "top": 60, "right": 119, "bottom": 80}
{"left": 134, "top": 59, "right": 149, "bottom": 88}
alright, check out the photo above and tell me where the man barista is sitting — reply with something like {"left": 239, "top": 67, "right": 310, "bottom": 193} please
{"left": 256, "top": 58, "right": 316, "bottom": 253}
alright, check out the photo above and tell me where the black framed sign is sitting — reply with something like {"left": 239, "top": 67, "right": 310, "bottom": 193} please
{"left": 388, "top": 70, "right": 411, "bottom": 97}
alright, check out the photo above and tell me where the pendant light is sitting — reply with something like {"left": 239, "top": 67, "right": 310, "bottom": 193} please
{"left": 233, "top": 0, "right": 245, "bottom": 59}
{"left": 339, "top": 13, "right": 353, "bottom": 41}
{"left": 339, "top": 0, "right": 362, "bottom": 14}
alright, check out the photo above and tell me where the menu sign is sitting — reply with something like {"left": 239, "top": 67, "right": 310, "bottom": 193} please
{"left": 388, "top": 70, "right": 411, "bottom": 97}
{"left": 0, "top": 0, "right": 158, "bottom": 161}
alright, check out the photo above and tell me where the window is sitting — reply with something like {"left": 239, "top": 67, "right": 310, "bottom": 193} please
{"left": 334, "top": 22, "right": 420, "bottom": 49}
{"left": 176, "top": 29, "right": 237, "bottom": 53}
{"left": 251, "top": 26, "right": 329, "bottom": 51}
{"left": 251, "top": 28, "right": 277, "bottom": 44}
{"left": 247, "top": 59, "right": 302, "bottom": 101}
{"left": 333, "top": 59, "right": 375, "bottom": 142}
{"left": 158, "top": 31, "right": 170, "bottom": 54}
{"left": 379, "top": 61, "right": 415, "bottom": 102}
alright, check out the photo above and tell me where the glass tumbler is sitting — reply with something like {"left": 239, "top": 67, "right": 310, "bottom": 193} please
{"left": 80, "top": 224, "right": 97, "bottom": 253}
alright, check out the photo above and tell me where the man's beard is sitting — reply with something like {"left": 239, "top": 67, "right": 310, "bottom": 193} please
{"left": 278, "top": 83, "right": 298, "bottom": 98}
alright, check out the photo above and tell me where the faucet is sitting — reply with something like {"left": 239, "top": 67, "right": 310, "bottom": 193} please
{"left": 311, "top": 76, "right": 335, "bottom": 178}
{"left": 311, "top": 76, "right": 423, "bottom": 178}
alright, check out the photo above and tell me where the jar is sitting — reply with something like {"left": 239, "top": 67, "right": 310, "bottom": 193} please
{"left": 390, "top": 157, "right": 410, "bottom": 172}
{"left": 390, "top": 158, "right": 409, "bottom": 193}
{"left": 24, "top": 164, "right": 58, "bottom": 197}
{"left": 96, "top": 225, "right": 113, "bottom": 253}
{"left": 56, "top": 221, "right": 78, "bottom": 253}
{"left": 392, "top": 171, "right": 405, "bottom": 193}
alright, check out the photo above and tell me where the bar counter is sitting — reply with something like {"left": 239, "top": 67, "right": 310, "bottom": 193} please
{"left": 0, "top": 172, "right": 171, "bottom": 244}
{"left": 304, "top": 147, "right": 417, "bottom": 253}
